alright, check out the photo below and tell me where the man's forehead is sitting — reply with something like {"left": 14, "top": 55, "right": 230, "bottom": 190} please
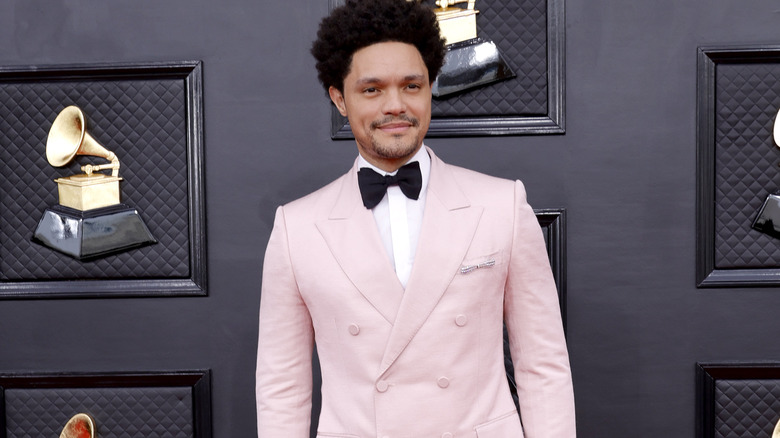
{"left": 346, "top": 42, "right": 428, "bottom": 78}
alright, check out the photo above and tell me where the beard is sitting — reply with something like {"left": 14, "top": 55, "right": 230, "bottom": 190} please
{"left": 366, "top": 115, "right": 422, "bottom": 160}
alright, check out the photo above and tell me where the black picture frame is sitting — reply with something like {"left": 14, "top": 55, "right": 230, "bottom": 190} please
{"left": 535, "top": 208, "right": 568, "bottom": 330}
{"left": 696, "top": 45, "right": 780, "bottom": 287}
{"left": 696, "top": 362, "right": 780, "bottom": 438}
{"left": 327, "top": 0, "right": 565, "bottom": 138}
{"left": 0, "top": 61, "right": 207, "bottom": 298}
{"left": 0, "top": 370, "right": 212, "bottom": 438}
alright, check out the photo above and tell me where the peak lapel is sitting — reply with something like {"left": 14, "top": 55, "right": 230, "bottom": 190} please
{"left": 378, "top": 151, "right": 483, "bottom": 375}
{"left": 316, "top": 164, "right": 403, "bottom": 324}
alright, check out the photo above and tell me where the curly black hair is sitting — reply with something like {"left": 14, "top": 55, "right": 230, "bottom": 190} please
{"left": 311, "top": 0, "right": 446, "bottom": 92}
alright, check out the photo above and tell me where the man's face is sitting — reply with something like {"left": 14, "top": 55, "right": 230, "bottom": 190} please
{"left": 329, "top": 41, "right": 432, "bottom": 172}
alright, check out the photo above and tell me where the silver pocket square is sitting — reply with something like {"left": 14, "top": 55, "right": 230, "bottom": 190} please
{"left": 460, "top": 259, "right": 496, "bottom": 274}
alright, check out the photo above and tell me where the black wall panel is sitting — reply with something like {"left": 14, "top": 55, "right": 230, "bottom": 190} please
{"left": 1, "top": 0, "right": 780, "bottom": 437}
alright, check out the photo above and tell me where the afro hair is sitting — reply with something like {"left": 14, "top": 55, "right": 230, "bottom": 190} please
{"left": 311, "top": 0, "right": 446, "bottom": 93}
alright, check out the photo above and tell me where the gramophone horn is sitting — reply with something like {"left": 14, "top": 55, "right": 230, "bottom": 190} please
{"left": 59, "top": 413, "right": 95, "bottom": 438}
{"left": 46, "top": 105, "right": 120, "bottom": 176}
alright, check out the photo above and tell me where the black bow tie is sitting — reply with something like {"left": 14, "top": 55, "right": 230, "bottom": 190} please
{"left": 357, "top": 161, "right": 422, "bottom": 209}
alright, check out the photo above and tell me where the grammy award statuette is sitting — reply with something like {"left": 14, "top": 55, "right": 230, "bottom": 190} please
{"left": 430, "top": 0, "right": 515, "bottom": 98}
{"left": 32, "top": 105, "right": 156, "bottom": 260}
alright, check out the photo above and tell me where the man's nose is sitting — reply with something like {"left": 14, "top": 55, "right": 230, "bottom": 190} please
{"left": 382, "top": 89, "right": 406, "bottom": 115}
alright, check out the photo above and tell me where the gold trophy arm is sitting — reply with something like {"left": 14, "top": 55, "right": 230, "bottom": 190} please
{"left": 73, "top": 135, "right": 121, "bottom": 177}
{"left": 82, "top": 153, "right": 120, "bottom": 177}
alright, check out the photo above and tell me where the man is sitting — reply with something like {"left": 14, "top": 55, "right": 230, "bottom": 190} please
{"left": 256, "top": 0, "right": 576, "bottom": 436}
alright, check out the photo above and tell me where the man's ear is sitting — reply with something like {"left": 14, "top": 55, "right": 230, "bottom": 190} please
{"left": 328, "top": 86, "right": 348, "bottom": 117}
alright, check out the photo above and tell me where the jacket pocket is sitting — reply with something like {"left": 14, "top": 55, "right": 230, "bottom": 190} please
{"left": 459, "top": 250, "right": 504, "bottom": 275}
{"left": 474, "top": 410, "right": 524, "bottom": 438}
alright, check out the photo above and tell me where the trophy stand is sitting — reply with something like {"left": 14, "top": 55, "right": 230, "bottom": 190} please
{"left": 431, "top": 0, "right": 516, "bottom": 98}
{"left": 32, "top": 105, "right": 156, "bottom": 260}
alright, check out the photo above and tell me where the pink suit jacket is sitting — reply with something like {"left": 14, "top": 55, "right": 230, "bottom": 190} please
{"left": 256, "top": 148, "right": 575, "bottom": 438}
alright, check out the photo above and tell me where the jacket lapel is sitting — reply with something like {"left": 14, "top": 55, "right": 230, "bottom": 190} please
{"left": 378, "top": 150, "right": 483, "bottom": 375}
{"left": 316, "top": 162, "right": 404, "bottom": 325}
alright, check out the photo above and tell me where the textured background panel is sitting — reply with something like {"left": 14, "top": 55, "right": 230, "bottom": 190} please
{"left": 714, "top": 379, "right": 780, "bottom": 438}
{"left": 4, "top": 386, "right": 194, "bottom": 438}
{"left": 0, "top": 71, "right": 191, "bottom": 280}
{"left": 714, "top": 62, "right": 780, "bottom": 268}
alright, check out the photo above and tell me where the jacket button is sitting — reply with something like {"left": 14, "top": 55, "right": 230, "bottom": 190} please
{"left": 348, "top": 323, "right": 360, "bottom": 336}
{"left": 376, "top": 380, "right": 389, "bottom": 392}
{"left": 455, "top": 314, "right": 468, "bottom": 326}
{"left": 437, "top": 376, "right": 450, "bottom": 388}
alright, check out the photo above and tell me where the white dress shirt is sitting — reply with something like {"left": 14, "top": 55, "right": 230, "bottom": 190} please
{"left": 357, "top": 146, "right": 430, "bottom": 288}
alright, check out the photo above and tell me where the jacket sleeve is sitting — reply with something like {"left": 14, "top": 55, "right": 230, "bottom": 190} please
{"left": 504, "top": 180, "right": 576, "bottom": 437}
{"left": 256, "top": 206, "right": 314, "bottom": 438}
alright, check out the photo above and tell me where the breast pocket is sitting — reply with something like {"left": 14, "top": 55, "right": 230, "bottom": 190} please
{"left": 457, "top": 250, "right": 505, "bottom": 277}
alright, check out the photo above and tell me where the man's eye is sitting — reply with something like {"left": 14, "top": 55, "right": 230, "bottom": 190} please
{"left": 363, "top": 87, "right": 378, "bottom": 94}
{"left": 407, "top": 83, "right": 421, "bottom": 90}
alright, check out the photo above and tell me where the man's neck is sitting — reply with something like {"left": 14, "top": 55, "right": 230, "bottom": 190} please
{"left": 358, "top": 145, "right": 429, "bottom": 175}
{"left": 357, "top": 145, "right": 424, "bottom": 173}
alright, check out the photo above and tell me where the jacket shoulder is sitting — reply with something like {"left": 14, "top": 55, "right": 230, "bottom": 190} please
{"left": 441, "top": 160, "right": 520, "bottom": 196}
{"left": 281, "top": 172, "right": 349, "bottom": 215}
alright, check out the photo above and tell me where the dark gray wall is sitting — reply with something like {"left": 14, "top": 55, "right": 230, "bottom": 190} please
{"left": 1, "top": 0, "right": 780, "bottom": 437}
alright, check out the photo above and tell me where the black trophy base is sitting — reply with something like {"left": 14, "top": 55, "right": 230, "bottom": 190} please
{"left": 753, "top": 193, "right": 780, "bottom": 239}
{"left": 432, "top": 37, "right": 516, "bottom": 98}
{"left": 32, "top": 203, "right": 156, "bottom": 260}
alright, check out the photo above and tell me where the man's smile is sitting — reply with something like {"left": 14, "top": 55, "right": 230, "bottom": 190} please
{"left": 372, "top": 116, "right": 419, "bottom": 134}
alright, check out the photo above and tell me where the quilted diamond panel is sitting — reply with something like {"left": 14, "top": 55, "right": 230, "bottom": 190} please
{"left": 714, "top": 62, "right": 780, "bottom": 268}
{"left": 714, "top": 379, "right": 780, "bottom": 438}
{"left": 427, "top": 0, "right": 549, "bottom": 117}
{"left": 0, "top": 67, "right": 194, "bottom": 282}
{"left": 4, "top": 387, "right": 194, "bottom": 438}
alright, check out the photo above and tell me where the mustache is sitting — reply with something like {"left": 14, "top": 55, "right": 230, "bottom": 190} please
{"left": 370, "top": 115, "right": 419, "bottom": 129}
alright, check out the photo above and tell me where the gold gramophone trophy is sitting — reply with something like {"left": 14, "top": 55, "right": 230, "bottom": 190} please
{"left": 32, "top": 105, "right": 156, "bottom": 260}
{"left": 59, "top": 413, "right": 96, "bottom": 438}
{"left": 429, "top": 0, "right": 516, "bottom": 98}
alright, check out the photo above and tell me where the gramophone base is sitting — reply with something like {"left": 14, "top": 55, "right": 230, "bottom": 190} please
{"left": 432, "top": 37, "right": 516, "bottom": 98}
{"left": 55, "top": 173, "right": 122, "bottom": 211}
{"left": 753, "top": 192, "right": 780, "bottom": 239}
{"left": 32, "top": 204, "right": 156, "bottom": 260}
